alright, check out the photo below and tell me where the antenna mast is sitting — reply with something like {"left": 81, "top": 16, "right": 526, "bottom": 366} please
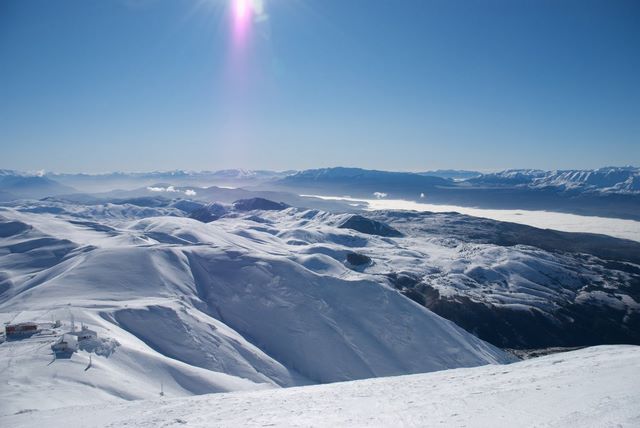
{"left": 69, "top": 304, "right": 75, "bottom": 332}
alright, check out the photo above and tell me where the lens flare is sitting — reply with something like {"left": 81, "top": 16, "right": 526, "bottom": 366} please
{"left": 234, "top": 0, "right": 250, "bottom": 20}
{"left": 232, "top": 0, "right": 254, "bottom": 45}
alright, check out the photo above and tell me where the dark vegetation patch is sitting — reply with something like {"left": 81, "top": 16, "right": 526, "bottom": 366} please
{"left": 373, "top": 211, "right": 640, "bottom": 265}
{"left": 346, "top": 252, "right": 372, "bottom": 266}
{"left": 233, "top": 198, "right": 289, "bottom": 211}
{"left": 339, "top": 215, "right": 403, "bottom": 237}
{"left": 386, "top": 271, "right": 640, "bottom": 349}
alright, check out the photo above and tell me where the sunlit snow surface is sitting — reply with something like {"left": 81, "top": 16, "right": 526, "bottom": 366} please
{"left": 4, "top": 346, "right": 639, "bottom": 428}
{"left": 0, "top": 203, "right": 514, "bottom": 416}
{"left": 304, "top": 195, "right": 640, "bottom": 242}
{"left": 1, "top": 199, "right": 638, "bottom": 423}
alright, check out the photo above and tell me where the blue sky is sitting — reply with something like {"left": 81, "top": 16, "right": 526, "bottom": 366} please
{"left": 1, "top": 0, "right": 639, "bottom": 173}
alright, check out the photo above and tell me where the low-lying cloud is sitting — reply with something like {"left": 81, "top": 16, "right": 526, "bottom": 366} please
{"left": 147, "top": 186, "right": 197, "bottom": 197}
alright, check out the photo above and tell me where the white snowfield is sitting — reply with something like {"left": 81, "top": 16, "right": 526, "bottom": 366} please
{"left": 3, "top": 346, "right": 639, "bottom": 428}
{"left": 0, "top": 204, "right": 514, "bottom": 417}
{"left": 1, "top": 200, "right": 638, "bottom": 425}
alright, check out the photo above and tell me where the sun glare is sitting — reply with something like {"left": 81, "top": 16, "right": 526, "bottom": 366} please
{"left": 234, "top": 0, "right": 252, "bottom": 21}
{"left": 232, "top": 0, "right": 255, "bottom": 45}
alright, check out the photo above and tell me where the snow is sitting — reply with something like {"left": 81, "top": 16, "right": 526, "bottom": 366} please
{"left": 0, "top": 203, "right": 518, "bottom": 416}
{"left": 529, "top": 166, "right": 640, "bottom": 193}
{"left": 303, "top": 195, "right": 640, "bottom": 242}
{"left": 471, "top": 166, "right": 640, "bottom": 193}
{"left": 3, "top": 345, "right": 639, "bottom": 427}
{"left": 0, "top": 311, "right": 273, "bottom": 414}
{"left": 1, "top": 197, "right": 638, "bottom": 423}
{"left": 0, "top": 167, "right": 636, "bottom": 424}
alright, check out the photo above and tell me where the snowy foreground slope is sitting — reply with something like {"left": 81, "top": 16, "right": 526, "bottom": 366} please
{"left": 0, "top": 202, "right": 514, "bottom": 416}
{"left": 4, "top": 346, "right": 639, "bottom": 428}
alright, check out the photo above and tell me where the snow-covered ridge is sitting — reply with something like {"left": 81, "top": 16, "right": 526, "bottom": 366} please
{"left": 273, "top": 167, "right": 640, "bottom": 219}
{"left": 278, "top": 166, "right": 640, "bottom": 194}
{"left": 1, "top": 197, "right": 638, "bottom": 418}
{"left": 4, "top": 346, "right": 639, "bottom": 428}
{"left": 0, "top": 202, "right": 518, "bottom": 415}
{"left": 471, "top": 166, "right": 640, "bottom": 193}
{"left": 2, "top": 167, "right": 638, "bottom": 221}
{"left": 2, "top": 199, "right": 638, "bottom": 351}
{"left": 3, "top": 166, "right": 638, "bottom": 195}
{"left": 531, "top": 166, "right": 640, "bottom": 192}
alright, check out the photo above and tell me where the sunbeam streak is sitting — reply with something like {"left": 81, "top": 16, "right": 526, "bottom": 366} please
{"left": 232, "top": 0, "right": 253, "bottom": 45}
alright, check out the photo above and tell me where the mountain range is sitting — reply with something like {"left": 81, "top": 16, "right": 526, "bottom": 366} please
{"left": 1, "top": 166, "right": 637, "bottom": 219}
{"left": 0, "top": 174, "right": 638, "bottom": 421}
{"left": 1, "top": 198, "right": 517, "bottom": 415}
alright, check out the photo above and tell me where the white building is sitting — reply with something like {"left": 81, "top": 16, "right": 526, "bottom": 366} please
{"left": 72, "top": 325, "right": 97, "bottom": 341}
{"left": 51, "top": 334, "right": 78, "bottom": 353}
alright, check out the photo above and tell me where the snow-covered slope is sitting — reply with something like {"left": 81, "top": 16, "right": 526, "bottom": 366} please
{"left": 531, "top": 166, "right": 640, "bottom": 192}
{"left": 275, "top": 166, "right": 640, "bottom": 220}
{"left": 7, "top": 166, "right": 635, "bottom": 219}
{"left": 0, "top": 202, "right": 515, "bottom": 415}
{"left": 470, "top": 166, "right": 640, "bottom": 194}
{"left": 2, "top": 199, "right": 639, "bottom": 353}
{"left": 363, "top": 210, "right": 640, "bottom": 348}
{"left": 3, "top": 345, "right": 639, "bottom": 428}
{"left": 40, "top": 166, "right": 640, "bottom": 196}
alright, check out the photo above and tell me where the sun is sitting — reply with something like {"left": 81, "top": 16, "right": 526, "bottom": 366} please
{"left": 233, "top": 0, "right": 252, "bottom": 21}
